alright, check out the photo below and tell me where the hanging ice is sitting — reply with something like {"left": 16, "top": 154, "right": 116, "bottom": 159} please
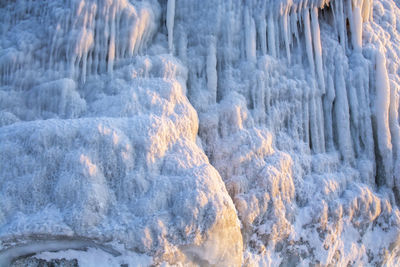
{"left": 167, "top": 0, "right": 175, "bottom": 53}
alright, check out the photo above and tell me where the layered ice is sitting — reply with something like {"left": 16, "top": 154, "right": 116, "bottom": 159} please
{"left": 1, "top": 0, "right": 400, "bottom": 266}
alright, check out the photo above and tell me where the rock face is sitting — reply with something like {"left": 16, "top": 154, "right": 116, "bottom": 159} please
{"left": 0, "top": 0, "right": 400, "bottom": 266}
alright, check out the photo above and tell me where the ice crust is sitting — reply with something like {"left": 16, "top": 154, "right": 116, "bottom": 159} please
{"left": 1, "top": 0, "right": 400, "bottom": 266}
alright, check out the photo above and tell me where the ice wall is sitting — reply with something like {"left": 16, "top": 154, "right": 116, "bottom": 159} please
{"left": 1, "top": 0, "right": 400, "bottom": 266}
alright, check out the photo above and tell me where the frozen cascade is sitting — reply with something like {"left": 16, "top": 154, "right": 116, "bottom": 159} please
{"left": 175, "top": 0, "right": 400, "bottom": 265}
{"left": 1, "top": 0, "right": 400, "bottom": 266}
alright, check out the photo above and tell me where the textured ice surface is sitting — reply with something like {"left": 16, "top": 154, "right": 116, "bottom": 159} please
{"left": 1, "top": 0, "right": 400, "bottom": 266}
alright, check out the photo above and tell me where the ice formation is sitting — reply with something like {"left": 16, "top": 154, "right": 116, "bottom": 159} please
{"left": 1, "top": 0, "right": 400, "bottom": 266}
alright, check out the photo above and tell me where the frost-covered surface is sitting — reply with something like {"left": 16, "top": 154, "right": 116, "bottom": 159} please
{"left": 1, "top": 0, "right": 400, "bottom": 266}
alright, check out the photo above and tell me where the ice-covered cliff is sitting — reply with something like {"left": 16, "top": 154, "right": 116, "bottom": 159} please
{"left": 1, "top": 0, "right": 400, "bottom": 266}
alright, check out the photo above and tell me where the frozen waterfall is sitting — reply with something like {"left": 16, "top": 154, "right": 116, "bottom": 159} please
{"left": 1, "top": 0, "right": 400, "bottom": 266}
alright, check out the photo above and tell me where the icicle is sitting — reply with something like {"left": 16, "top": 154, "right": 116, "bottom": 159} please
{"left": 303, "top": 90, "right": 310, "bottom": 147}
{"left": 349, "top": 0, "right": 363, "bottom": 53}
{"left": 207, "top": 36, "right": 218, "bottom": 104}
{"left": 303, "top": 9, "right": 315, "bottom": 75}
{"left": 282, "top": 8, "right": 291, "bottom": 64}
{"left": 245, "top": 7, "right": 257, "bottom": 63}
{"left": 167, "top": 0, "right": 175, "bottom": 53}
{"left": 267, "top": 12, "right": 276, "bottom": 58}
{"left": 309, "top": 94, "right": 321, "bottom": 153}
{"left": 308, "top": 88, "right": 326, "bottom": 153}
{"left": 316, "top": 96, "right": 326, "bottom": 153}
{"left": 334, "top": 59, "right": 354, "bottom": 163}
{"left": 291, "top": 11, "right": 300, "bottom": 47}
{"left": 333, "top": 0, "right": 347, "bottom": 50}
{"left": 258, "top": 18, "right": 267, "bottom": 55}
{"left": 348, "top": 82, "right": 361, "bottom": 153}
{"left": 324, "top": 74, "right": 335, "bottom": 151}
{"left": 259, "top": 57, "right": 272, "bottom": 127}
{"left": 375, "top": 50, "right": 393, "bottom": 187}
{"left": 311, "top": 7, "right": 325, "bottom": 93}
{"left": 107, "top": 6, "right": 116, "bottom": 73}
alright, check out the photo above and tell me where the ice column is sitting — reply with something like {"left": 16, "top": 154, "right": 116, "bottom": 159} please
{"left": 207, "top": 37, "right": 218, "bottom": 104}
{"left": 349, "top": 0, "right": 363, "bottom": 52}
{"left": 267, "top": 12, "right": 277, "bottom": 58}
{"left": 333, "top": 0, "right": 347, "bottom": 50}
{"left": 311, "top": 7, "right": 325, "bottom": 93}
{"left": 324, "top": 74, "right": 336, "bottom": 151}
{"left": 303, "top": 8, "right": 325, "bottom": 153}
{"left": 107, "top": 5, "right": 116, "bottom": 73}
{"left": 282, "top": 7, "right": 291, "bottom": 63}
{"left": 303, "top": 9, "right": 315, "bottom": 75}
{"left": 334, "top": 58, "right": 354, "bottom": 163}
{"left": 245, "top": 7, "right": 257, "bottom": 63}
{"left": 258, "top": 18, "right": 267, "bottom": 55}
